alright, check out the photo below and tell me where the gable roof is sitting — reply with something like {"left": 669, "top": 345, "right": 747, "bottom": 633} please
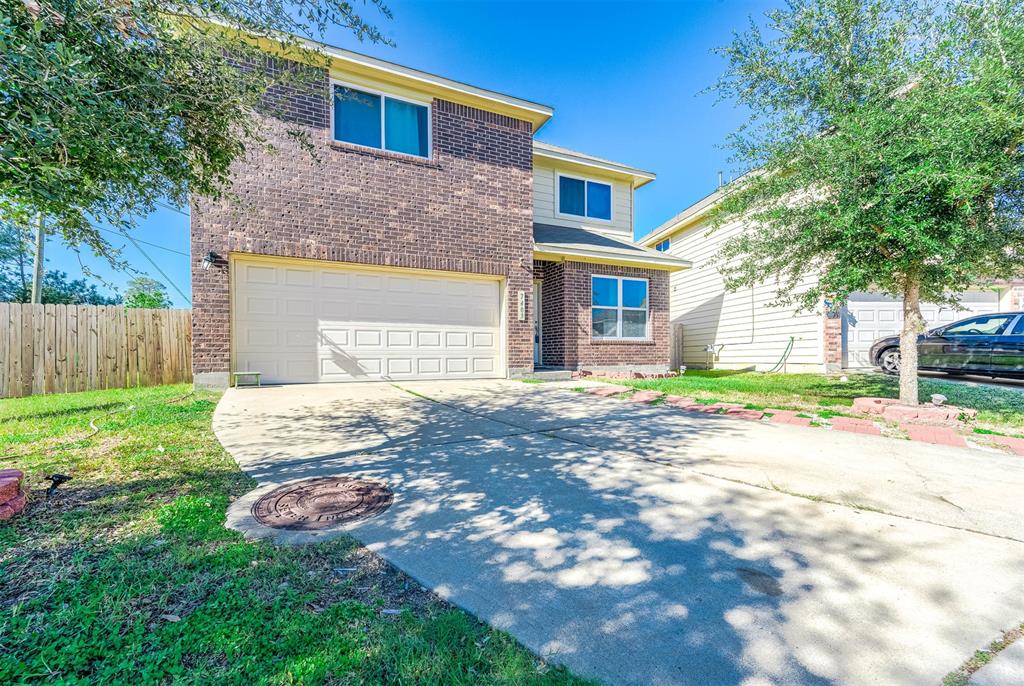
{"left": 533, "top": 141, "right": 656, "bottom": 188}
{"left": 235, "top": 28, "right": 554, "bottom": 131}
{"left": 639, "top": 186, "right": 727, "bottom": 248}
{"left": 533, "top": 224, "right": 690, "bottom": 271}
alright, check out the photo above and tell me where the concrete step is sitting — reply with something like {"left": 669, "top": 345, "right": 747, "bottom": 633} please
{"left": 524, "top": 369, "right": 574, "bottom": 381}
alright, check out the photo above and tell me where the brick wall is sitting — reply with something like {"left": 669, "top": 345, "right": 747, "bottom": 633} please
{"left": 191, "top": 58, "right": 535, "bottom": 380}
{"left": 824, "top": 311, "right": 842, "bottom": 370}
{"left": 536, "top": 260, "right": 670, "bottom": 370}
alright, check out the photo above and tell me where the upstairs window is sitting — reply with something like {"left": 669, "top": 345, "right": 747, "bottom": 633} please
{"left": 333, "top": 84, "right": 430, "bottom": 158}
{"left": 559, "top": 175, "right": 612, "bottom": 221}
{"left": 592, "top": 275, "right": 648, "bottom": 339}
{"left": 655, "top": 239, "right": 670, "bottom": 252}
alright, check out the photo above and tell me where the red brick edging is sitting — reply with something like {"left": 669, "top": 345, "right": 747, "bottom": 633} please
{"left": 0, "top": 469, "right": 27, "bottom": 521}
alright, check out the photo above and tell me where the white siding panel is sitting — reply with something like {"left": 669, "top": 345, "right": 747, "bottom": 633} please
{"left": 533, "top": 162, "right": 633, "bottom": 238}
{"left": 233, "top": 258, "right": 503, "bottom": 383}
{"left": 666, "top": 217, "right": 825, "bottom": 371}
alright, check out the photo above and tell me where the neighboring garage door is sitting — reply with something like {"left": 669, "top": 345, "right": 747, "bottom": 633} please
{"left": 232, "top": 258, "right": 503, "bottom": 383}
{"left": 843, "top": 290, "right": 999, "bottom": 367}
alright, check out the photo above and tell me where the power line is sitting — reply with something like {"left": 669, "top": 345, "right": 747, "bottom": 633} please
{"left": 119, "top": 231, "right": 192, "bottom": 306}
{"left": 96, "top": 226, "right": 189, "bottom": 256}
{"left": 155, "top": 201, "right": 190, "bottom": 217}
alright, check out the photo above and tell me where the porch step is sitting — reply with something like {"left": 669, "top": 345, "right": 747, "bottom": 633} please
{"left": 524, "top": 369, "right": 574, "bottom": 381}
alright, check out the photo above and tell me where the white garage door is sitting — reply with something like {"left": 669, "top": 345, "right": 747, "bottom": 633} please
{"left": 232, "top": 258, "right": 503, "bottom": 383}
{"left": 844, "top": 290, "right": 999, "bottom": 368}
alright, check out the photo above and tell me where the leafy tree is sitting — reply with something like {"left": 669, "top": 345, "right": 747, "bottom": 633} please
{"left": 709, "top": 0, "right": 1024, "bottom": 403}
{"left": 10, "top": 270, "right": 120, "bottom": 305}
{"left": 1, "top": 0, "right": 390, "bottom": 269}
{"left": 123, "top": 276, "right": 173, "bottom": 309}
{"left": 0, "top": 220, "right": 31, "bottom": 301}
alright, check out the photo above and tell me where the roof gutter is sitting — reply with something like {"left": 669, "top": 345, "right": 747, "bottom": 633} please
{"left": 533, "top": 144, "right": 656, "bottom": 188}
{"left": 203, "top": 18, "right": 555, "bottom": 131}
{"left": 533, "top": 247, "right": 691, "bottom": 272}
{"left": 639, "top": 202, "right": 718, "bottom": 247}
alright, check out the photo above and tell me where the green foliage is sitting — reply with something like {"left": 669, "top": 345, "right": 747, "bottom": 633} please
{"left": 0, "top": 0, "right": 391, "bottom": 267}
{"left": 710, "top": 0, "right": 1024, "bottom": 308}
{"left": 7, "top": 268, "right": 120, "bottom": 304}
{"left": 0, "top": 219, "right": 30, "bottom": 300}
{"left": 0, "top": 385, "right": 591, "bottom": 685}
{"left": 123, "top": 276, "right": 172, "bottom": 308}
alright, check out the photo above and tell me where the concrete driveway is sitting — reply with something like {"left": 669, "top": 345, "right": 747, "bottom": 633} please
{"left": 215, "top": 380, "right": 1024, "bottom": 686}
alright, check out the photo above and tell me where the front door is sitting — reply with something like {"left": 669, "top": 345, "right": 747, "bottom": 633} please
{"left": 533, "top": 282, "right": 542, "bottom": 365}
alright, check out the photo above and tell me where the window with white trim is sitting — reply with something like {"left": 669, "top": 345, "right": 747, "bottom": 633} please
{"left": 655, "top": 239, "right": 670, "bottom": 252}
{"left": 559, "top": 175, "right": 612, "bottom": 221}
{"left": 592, "top": 275, "right": 648, "bottom": 339}
{"left": 332, "top": 84, "right": 430, "bottom": 158}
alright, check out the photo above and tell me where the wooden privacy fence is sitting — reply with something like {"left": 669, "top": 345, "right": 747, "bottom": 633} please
{"left": 0, "top": 304, "right": 192, "bottom": 398}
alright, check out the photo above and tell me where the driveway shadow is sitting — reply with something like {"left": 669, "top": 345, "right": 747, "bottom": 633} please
{"left": 216, "top": 381, "right": 1024, "bottom": 686}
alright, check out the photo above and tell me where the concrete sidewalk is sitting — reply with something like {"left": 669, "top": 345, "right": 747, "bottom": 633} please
{"left": 971, "top": 639, "right": 1024, "bottom": 685}
{"left": 215, "top": 380, "right": 1024, "bottom": 686}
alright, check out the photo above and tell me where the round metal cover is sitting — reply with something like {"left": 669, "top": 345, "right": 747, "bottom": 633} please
{"left": 251, "top": 477, "right": 394, "bottom": 530}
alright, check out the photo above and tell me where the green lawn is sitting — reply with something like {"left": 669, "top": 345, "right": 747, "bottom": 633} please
{"left": 614, "top": 370, "right": 1024, "bottom": 427}
{"left": 0, "top": 385, "right": 589, "bottom": 686}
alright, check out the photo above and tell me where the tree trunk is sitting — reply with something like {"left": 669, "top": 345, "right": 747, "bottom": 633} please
{"left": 899, "top": 277, "right": 924, "bottom": 405}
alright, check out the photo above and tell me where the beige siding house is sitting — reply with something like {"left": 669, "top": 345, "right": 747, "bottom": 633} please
{"left": 641, "top": 187, "right": 1020, "bottom": 372}
{"left": 532, "top": 142, "right": 653, "bottom": 239}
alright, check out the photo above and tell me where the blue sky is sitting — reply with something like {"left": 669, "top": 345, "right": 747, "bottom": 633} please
{"left": 46, "top": 0, "right": 774, "bottom": 307}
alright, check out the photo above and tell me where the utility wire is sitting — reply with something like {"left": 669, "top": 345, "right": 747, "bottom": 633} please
{"left": 120, "top": 231, "right": 192, "bottom": 305}
{"left": 96, "top": 226, "right": 189, "bottom": 256}
{"left": 155, "top": 201, "right": 190, "bottom": 217}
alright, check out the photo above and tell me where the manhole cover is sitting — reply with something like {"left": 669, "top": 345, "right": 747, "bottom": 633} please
{"left": 251, "top": 477, "right": 394, "bottom": 530}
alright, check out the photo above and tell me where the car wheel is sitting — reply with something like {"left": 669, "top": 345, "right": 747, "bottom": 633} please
{"left": 878, "top": 348, "right": 900, "bottom": 375}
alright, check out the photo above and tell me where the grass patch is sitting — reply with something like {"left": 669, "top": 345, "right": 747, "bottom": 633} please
{"left": 613, "top": 370, "right": 1024, "bottom": 427}
{"left": 973, "top": 427, "right": 1024, "bottom": 439}
{"left": 942, "top": 622, "right": 1024, "bottom": 686}
{"left": 0, "top": 385, "right": 590, "bottom": 685}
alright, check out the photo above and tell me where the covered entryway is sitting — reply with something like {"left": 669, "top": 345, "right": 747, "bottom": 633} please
{"left": 843, "top": 290, "right": 1000, "bottom": 367}
{"left": 232, "top": 257, "right": 503, "bottom": 383}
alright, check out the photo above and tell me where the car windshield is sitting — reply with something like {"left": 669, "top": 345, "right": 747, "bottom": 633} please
{"left": 941, "top": 314, "right": 1014, "bottom": 336}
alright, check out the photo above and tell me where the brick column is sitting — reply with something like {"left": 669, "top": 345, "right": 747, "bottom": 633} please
{"left": 823, "top": 310, "right": 843, "bottom": 371}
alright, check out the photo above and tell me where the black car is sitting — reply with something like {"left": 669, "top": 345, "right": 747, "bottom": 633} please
{"left": 869, "top": 311, "right": 1024, "bottom": 377}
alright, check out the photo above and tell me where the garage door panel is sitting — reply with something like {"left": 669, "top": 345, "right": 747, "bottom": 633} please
{"left": 418, "top": 358, "right": 442, "bottom": 374}
{"left": 234, "top": 259, "right": 503, "bottom": 383}
{"left": 472, "top": 332, "right": 495, "bottom": 348}
{"left": 354, "top": 330, "right": 382, "bottom": 347}
{"left": 418, "top": 331, "right": 442, "bottom": 347}
{"left": 244, "top": 296, "right": 278, "bottom": 316}
{"left": 284, "top": 268, "right": 315, "bottom": 287}
{"left": 321, "top": 300, "right": 352, "bottom": 318}
{"left": 446, "top": 358, "right": 469, "bottom": 374}
{"left": 387, "top": 358, "right": 414, "bottom": 376}
{"left": 446, "top": 332, "right": 469, "bottom": 347}
{"left": 283, "top": 299, "right": 314, "bottom": 316}
{"left": 242, "top": 264, "right": 278, "bottom": 285}
{"left": 245, "top": 329, "right": 279, "bottom": 347}
{"left": 321, "top": 272, "right": 349, "bottom": 289}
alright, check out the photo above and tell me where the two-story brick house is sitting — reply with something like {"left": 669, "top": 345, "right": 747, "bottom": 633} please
{"left": 191, "top": 36, "right": 689, "bottom": 388}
